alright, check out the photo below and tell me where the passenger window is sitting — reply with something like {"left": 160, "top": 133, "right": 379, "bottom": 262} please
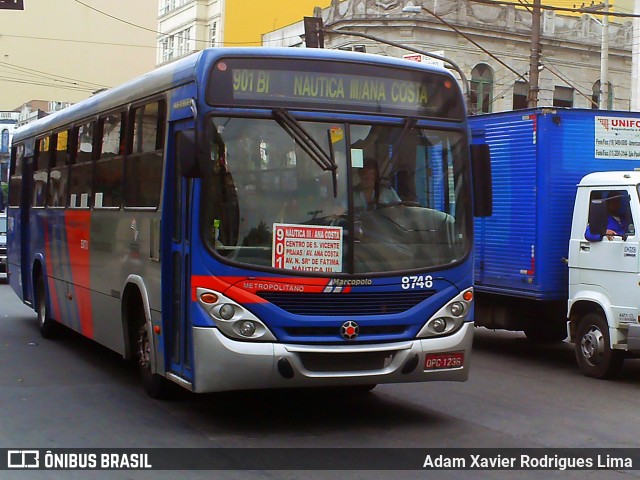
{"left": 125, "top": 101, "right": 165, "bottom": 208}
{"left": 69, "top": 122, "right": 95, "bottom": 208}
{"left": 32, "top": 136, "right": 52, "bottom": 208}
{"left": 8, "top": 144, "right": 24, "bottom": 207}
{"left": 48, "top": 130, "right": 70, "bottom": 208}
{"left": 95, "top": 113, "right": 124, "bottom": 208}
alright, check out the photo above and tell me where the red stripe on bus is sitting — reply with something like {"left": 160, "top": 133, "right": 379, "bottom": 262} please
{"left": 191, "top": 275, "right": 337, "bottom": 303}
{"left": 43, "top": 222, "right": 62, "bottom": 321}
{"left": 65, "top": 210, "right": 93, "bottom": 338}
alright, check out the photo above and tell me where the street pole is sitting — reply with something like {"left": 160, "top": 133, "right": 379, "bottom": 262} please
{"left": 527, "top": 0, "right": 541, "bottom": 107}
{"left": 633, "top": 0, "right": 640, "bottom": 110}
{"left": 599, "top": 0, "right": 609, "bottom": 109}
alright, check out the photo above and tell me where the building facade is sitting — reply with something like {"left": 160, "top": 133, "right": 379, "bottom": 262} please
{"left": 156, "top": 0, "right": 331, "bottom": 65}
{"left": 263, "top": 0, "right": 634, "bottom": 114}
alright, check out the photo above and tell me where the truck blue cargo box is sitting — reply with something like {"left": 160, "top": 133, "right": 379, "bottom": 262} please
{"left": 470, "top": 108, "right": 640, "bottom": 301}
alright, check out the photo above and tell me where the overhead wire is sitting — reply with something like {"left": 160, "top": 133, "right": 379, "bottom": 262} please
{"left": 0, "top": 61, "right": 109, "bottom": 89}
{"left": 4, "top": 0, "right": 634, "bottom": 103}
{"left": 72, "top": 0, "right": 159, "bottom": 34}
{"left": 470, "top": 0, "right": 640, "bottom": 18}
{"left": 0, "top": 75, "right": 97, "bottom": 92}
{"left": 390, "top": 0, "right": 630, "bottom": 106}
{"left": 73, "top": 0, "right": 264, "bottom": 46}
{"left": 0, "top": 33, "right": 157, "bottom": 49}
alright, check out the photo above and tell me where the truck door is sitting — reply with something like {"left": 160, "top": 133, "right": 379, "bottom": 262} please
{"left": 576, "top": 188, "right": 638, "bottom": 321}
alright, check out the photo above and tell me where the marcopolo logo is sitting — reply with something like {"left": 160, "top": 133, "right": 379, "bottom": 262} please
{"left": 7, "top": 450, "right": 39, "bottom": 468}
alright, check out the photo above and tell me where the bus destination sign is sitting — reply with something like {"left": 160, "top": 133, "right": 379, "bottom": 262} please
{"left": 233, "top": 69, "right": 430, "bottom": 108}
{"left": 208, "top": 58, "right": 464, "bottom": 119}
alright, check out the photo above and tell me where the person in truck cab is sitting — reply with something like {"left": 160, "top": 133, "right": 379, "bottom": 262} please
{"left": 584, "top": 191, "right": 630, "bottom": 241}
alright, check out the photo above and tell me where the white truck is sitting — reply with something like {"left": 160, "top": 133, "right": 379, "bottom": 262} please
{"left": 470, "top": 108, "right": 640, "bottom": 379}
{"left": 568, "top": 171, "right": 640, "bottom": 378}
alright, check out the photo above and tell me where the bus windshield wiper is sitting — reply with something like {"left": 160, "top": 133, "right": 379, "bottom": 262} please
{"left": 273, "top": 108, "right": 338, "bottom": 197}
{"left": 380, "top": 117, "right": 417, "bottom": 180}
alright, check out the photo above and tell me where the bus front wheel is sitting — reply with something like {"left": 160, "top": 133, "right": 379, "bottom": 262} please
{"left": 136, "top": 323, "right": 170, "bottom": 399}
{"left": 35, "top": 276, "right": 57, "bottom": 339}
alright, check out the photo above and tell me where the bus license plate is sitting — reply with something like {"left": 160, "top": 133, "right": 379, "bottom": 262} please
{"left": 424, "top": 352, "right": 464, "bottom": 370}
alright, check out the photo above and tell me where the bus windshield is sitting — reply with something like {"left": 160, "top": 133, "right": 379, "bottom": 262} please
{"left": 202, "top": 115, "right": 471, "bottom": 274}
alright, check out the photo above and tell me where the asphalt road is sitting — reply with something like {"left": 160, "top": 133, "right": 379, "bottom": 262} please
{"left": 1, "top": 283, "right": 639, "bottom": 479}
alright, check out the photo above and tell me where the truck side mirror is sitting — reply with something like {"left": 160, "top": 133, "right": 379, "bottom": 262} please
{"left": 471, "top": 144, "right": 492, "bottom": 217}
{"left": 588, "top": 200, "right": 608, "bottom": 236}
{"left": 176, "top": 129, "right": 204, "bottom": 178}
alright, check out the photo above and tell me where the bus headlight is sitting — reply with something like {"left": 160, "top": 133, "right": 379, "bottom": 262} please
{"left": 239, "top": 321, "right": 257, "bottom": 337}
{"left": 432, "top": 318, "right": 447, "bottom": 333}
{"left": 417, "top": 289, "right": 473, "bottom": 338}
{"left": 219, "top": 304, "right": 236, "bottom": 320}
{"left": 196, "top": 288, "right": 276, "bottom": 342}
{"left": 449, "top": 302, "right": 465, "bottom": 317}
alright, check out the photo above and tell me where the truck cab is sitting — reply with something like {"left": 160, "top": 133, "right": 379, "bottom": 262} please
{"left": 568, "top": 171, "right": 640, "bottom": 378}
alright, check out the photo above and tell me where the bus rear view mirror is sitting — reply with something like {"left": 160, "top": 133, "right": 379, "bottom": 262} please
{"left": 176, "top": 129, "right": 204, "bottom": 178}
{"left": 471, "top": 144, "right": 492, "bottom": 217}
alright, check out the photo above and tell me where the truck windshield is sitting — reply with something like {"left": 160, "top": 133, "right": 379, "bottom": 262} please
{"left": 202, "top": 116, "right": 471, "bottom": 274}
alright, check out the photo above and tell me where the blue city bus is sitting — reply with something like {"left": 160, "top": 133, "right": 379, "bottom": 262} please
{"left": 7, "top": 48, "right": 491, "bottom": 397}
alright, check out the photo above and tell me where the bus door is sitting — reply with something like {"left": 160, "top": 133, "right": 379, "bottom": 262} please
{"left": 10, "top": 143, "right": 34, "bottom": 303}
{"left": 164, "top": 119, "right": 195, "bottom": 383}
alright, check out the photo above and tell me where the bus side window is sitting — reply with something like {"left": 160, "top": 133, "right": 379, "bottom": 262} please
{"left": 69, "top": 121, "right": 94, "bottom": 209}
{"left": 48, "top": 130, "right": 70, "bottom": 208}
{"left": 8, "top": 144, "right": 24, "bottom": 208}
{"left": 94, "top": 112, "right": 124, "bottom": 209}
{"left": 124, "top": 100, "right": 165, "bottom": 209}
{"left": 32, "top": 136, "right": 51, "bottom": 208}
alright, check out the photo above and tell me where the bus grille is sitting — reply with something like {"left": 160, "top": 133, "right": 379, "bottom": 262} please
{"left": 284, "top": 325, "right": 407, "bottom": 337}
{"left": 257, "top": 290, "right": 434, "bottom": 316}
{"left": 298, "top": 351, "right": 396, "bottom": 372}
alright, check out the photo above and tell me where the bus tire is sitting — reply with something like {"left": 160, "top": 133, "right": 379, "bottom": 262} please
{"left": 35, "top": 275, "right": 57, "bottom": 339}
{"left": 575, "top": 312, "right": 624, "bottom": 379}
{"left": 136, "top": 323, "right": 171, "bottom": 399}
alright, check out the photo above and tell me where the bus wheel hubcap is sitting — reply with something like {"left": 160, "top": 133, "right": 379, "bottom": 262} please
{"left": 137, "top": 328, "right": 150, "bottom": 370}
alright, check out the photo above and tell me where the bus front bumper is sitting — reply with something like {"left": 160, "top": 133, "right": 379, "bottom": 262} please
{"left": 190, "top": 322, "right": 473, "bottom": 393}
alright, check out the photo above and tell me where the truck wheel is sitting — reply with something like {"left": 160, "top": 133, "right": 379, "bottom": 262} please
{"left": 35, "top": 276, "right": 57, "bottom": 339}
{"left": 136, "top": 323, "right": 171, "bottom": 399}
{"left": 575, "top": 313, "right": 624, "bottom": 379}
